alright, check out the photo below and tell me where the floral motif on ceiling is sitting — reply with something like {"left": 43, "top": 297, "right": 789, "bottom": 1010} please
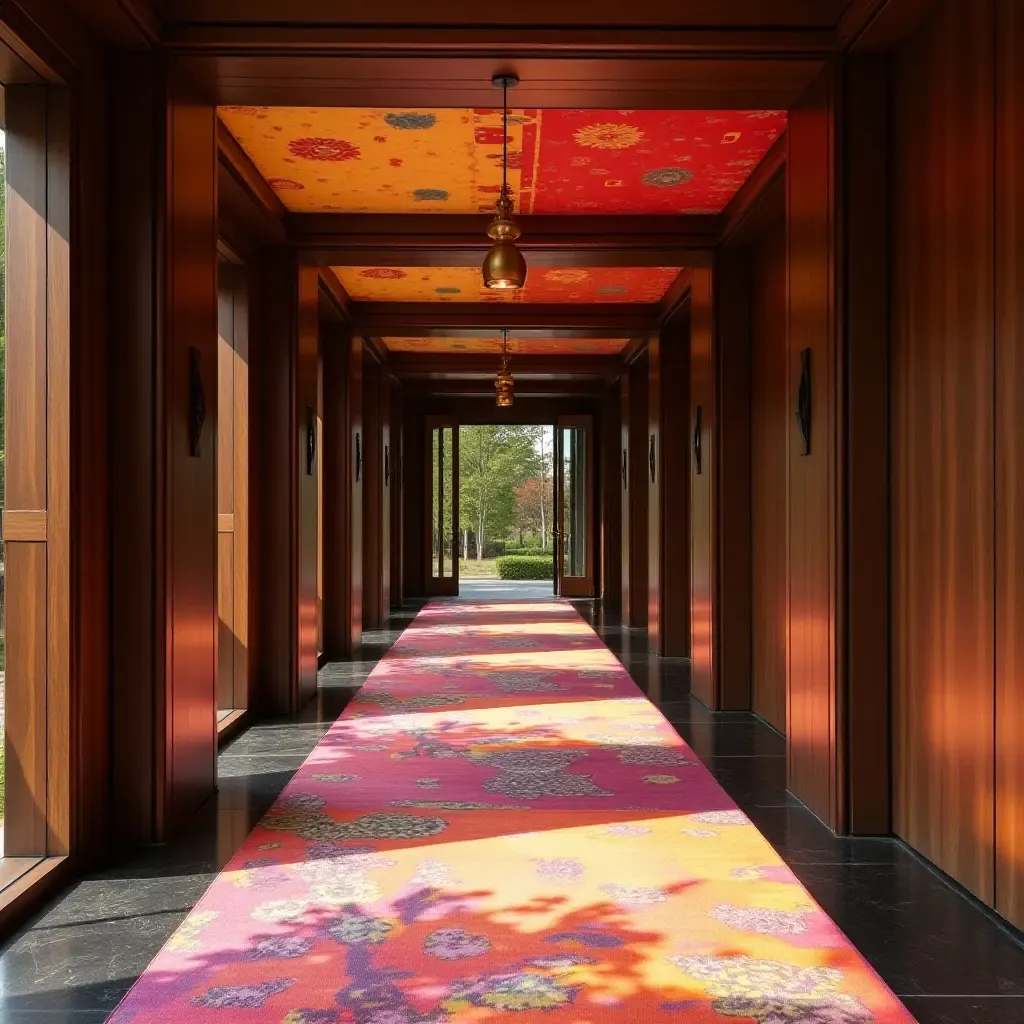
{"left": 332, "top": 266, "right": 681, "bottom": 304}
{"left": 381, "top": 337, "right": 630, "bottom": 355}
{"left": 218, "top": 106, "right": 786, "bottom": 215}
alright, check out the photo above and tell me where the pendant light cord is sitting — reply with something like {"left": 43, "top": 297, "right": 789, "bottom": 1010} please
{"left": 502, "top": 79, "right": 508, "bottom": 194}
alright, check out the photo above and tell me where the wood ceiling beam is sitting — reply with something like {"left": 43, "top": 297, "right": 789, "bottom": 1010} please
{"left": 387, "top": 352, "right": 621, "bottom": 380}
{"left": 172, "top": 51, "right": 825, "bottom": 110}
{"left": 293, "top": 214, "right": 715, "bottom": 269}
{"left": 351, "top": 303, "right": 659, "bottom": 337}
{"left": 405, "top": 378, "right": 608, "bottom": 397}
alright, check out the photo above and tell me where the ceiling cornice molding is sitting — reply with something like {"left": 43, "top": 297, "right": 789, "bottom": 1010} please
{"left": 350, "top": 302, "right": 660, "bottom": 338}
{"left": 317, "top": 268, "right": 351, "bottom": 320}
{"left": 718, "top": 132, "right": 786, "bottom": 245}
{"left": 388, "top": 352, "right": 622, "bottom": 380}
{"left": 217, "top": 120, "right": 288, "bottom": 223}
{"left": 292, "top": 213, "right": 715, "bottom": 269}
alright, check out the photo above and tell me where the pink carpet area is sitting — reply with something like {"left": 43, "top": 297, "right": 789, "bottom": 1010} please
{"left": 107, "top": 599, "right": 917, "bottom": 1023}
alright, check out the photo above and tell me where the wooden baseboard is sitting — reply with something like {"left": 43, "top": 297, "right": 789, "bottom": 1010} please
{"left": 216, "top": 708, "right": 249, "bottom": 747}
{"left": 0, "top": 856, "right": 70, "bottom": 939}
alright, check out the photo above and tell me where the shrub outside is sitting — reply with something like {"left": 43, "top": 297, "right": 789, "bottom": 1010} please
{"left": 495, "top": 555, "right": 554, "bottom": 580}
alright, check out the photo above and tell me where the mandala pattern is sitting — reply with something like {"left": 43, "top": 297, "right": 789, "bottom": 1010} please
{"left": 268, "top": 177, "right": 305, "bottom": 190}
{"left": 711, "top": 903, "right": 812, "bottom": 936}
{"left": 195, "top": 979, "right": 294, "bottom": 1008}
{"left": 642, "top": 167, "right": 695, "bottom": 187}
{"left": 691, "top": 810, "right": 750, "bottom": 826}
{"left": 599, "top": 883, "right": 669, "bottom": 908}
{"left": 107, "top": 601, "right": 916, "bottom": 1024}
{"left": 668, "top": 955, "right": 873, "bottom": 1024}
{"left": 385, "top": 112, "right": 437, "bottom": 130}
{"left": 249, "top": 936, "right": 314, "bottom": 960}
{"left": 288, "top": 137, "right": 361, "bottom": 161}
{"left": 424, "top": 928, "right": 492, "bottom": 960}
{"left": 536, "top": 858, "right": 585, "bottom": 882}
{"left": 328, "top": 913, "right": 397, "bottom": 945}
{"left": 573, "top": 122, "right": 646, "bottom": 150}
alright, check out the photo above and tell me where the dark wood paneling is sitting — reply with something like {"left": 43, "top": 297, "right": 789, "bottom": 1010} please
{"left": 750, "top": 218, "right": 788, "bottom": 733}
{"left": 649, "top": 324, "right": 690, "bottom": 657}
{"left": 161, "top": 0, "right": 847, "bottom": 29}
{"left": 647, "top": 334, "right": 663, "bottom": 651}
{"left": 689, "top": 269, "right": 715, "bottom": 707}
{"left": 380, "top": 367, "right": 392, "bottom": 618}
{"left": 600, "top": 389, "right": 621, "bottom": 612}
{"left": 362, "top": 355, "right": 383, "bottom": 630}
{"left": 402, "top": 407, "right": 425, "bottom": 599}
{"left": 845, "top": 53, "right": 891, "bottom": 834}
{"left": 892, "top": 0, "right": 995, "bottom": 901}
{"left": 296, "top": 266, "right": 320, "bottom": 706}
{"left": 786, "top": 67, "right": 840, "bottom": 829}
{"left": 995, "top": 0, "right": 1024, "bottom": 930}
{"left": 349, "top": 337, "right": 365, "bottom": 648}
{"left": 619, "top": 376, "right": 632, "bottom": 618}
{"left": 626, "top": 353, "right": 649, "bottom": 628}
{"left": 166, "top": 84, "right": 219, "bottom": 831}
{"left": 253, "top": 249, "right": 297, "bottom": 714}
{"left": 322, "top": 324, "right": 351, "bottom": 658}
{"left": 4, "top": 85, "right": 49, "bottom": 856}
{"left": 110, "top": 55, "right": 160, "bottom": 842}
{"left": 714, "top": 251, "right": 752, "bottom": 711}
{"left": 390, "top": 380, "right": 404, "bottom": 610}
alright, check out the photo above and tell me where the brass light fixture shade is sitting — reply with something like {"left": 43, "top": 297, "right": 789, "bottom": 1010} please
{"left": 483, "top": 74, "right": 527, "bottom": 291}
{"left": 495, "top": 330, "right": 515, "bottom": 407}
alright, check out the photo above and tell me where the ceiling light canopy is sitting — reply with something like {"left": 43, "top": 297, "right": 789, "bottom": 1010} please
{"left": 482, "top": 74, "right": 526, "bottom": 291}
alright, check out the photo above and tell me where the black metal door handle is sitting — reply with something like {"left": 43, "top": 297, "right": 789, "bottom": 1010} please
{"left": 355, "top": 432, "right": 362, "bottom": 481}
{"left": 797, "top": 348, "right": 811, "bottom": 455}
{"left": 649, "top": 434, "right": 656, "bottom": 483}
{"left": 693, "top": 404, "right": 702, "bottom": 475}
{"left": 621, "top": 448, "right": 627, "bottom": 490}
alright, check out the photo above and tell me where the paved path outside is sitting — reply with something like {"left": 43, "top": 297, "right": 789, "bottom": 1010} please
{"left": 456, "top": 578, "right": 556, "bottom": 600}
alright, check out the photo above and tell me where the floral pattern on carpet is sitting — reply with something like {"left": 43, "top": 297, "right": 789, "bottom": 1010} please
{"left": 107, "top": 600, "right": 916, "bottom": 1023}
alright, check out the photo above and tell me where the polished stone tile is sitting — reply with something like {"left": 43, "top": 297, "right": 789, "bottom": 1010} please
{"left": 674, "top": 717, "right": 787, "bottom": 757}
{"left": 796, "top": 862, "right": 1024, "bottom": 996}
{"left": 900, "top": 997, "right": 1024, "bottom": 1023}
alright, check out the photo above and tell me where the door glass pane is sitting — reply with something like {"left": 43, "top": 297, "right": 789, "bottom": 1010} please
{"left": 562, "top": 426, "right": 587, "bottom": 578}
{"left": 431, "top": 426, "right": 455, "bottom": 580}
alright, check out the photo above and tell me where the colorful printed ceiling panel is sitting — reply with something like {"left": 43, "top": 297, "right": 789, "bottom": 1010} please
{"left": 333, "top": 267, "right": 679, "bottom": 304}
{"left": 382, "top": 337, "right": 629, "bottom": 355}
{"left": 219, "top": 106, "right": 786, "bottom": 215}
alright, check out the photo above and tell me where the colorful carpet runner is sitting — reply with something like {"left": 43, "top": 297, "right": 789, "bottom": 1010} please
{"left": 108, "top": 600, "right": 916, "bottom": 1023}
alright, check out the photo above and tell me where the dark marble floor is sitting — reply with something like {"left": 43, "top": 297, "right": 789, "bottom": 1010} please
{"left": 0, "top": 600, "right": 1021, "bottom": 1023}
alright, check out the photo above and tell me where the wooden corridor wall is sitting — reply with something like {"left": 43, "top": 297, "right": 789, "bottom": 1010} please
{"left": 11, "top": 0, "right": 1024, "bottom": 948}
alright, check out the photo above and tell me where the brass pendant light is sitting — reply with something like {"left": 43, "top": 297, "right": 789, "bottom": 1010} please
{"left": 495, "top": 330, "right": 515, "bottom": 407}
{"left": 482, "top": 74, "right": 527, "bottom": 291}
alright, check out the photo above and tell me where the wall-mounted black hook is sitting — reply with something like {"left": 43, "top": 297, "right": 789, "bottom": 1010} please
{"left": 188, "top": 347, "right": 205, "bottom": 458}
{"left": 797, "top": 347, "right": 812, "bottom": 456}
{"left": 693, "top": 404, "right": 703, "bottom": 475}
{"left": 305, "top": 406, "right": 316, "bottom": 476}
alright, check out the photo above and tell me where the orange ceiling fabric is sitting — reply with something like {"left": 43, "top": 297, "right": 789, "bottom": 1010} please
{"left": 334, "top": 267, "right": 680, "bottom": 304}
{"left": 218, "top": 106, "right": 786, "bottom": 215}
{"left": 382, "top": 338, "right": 629, "bottom": 355}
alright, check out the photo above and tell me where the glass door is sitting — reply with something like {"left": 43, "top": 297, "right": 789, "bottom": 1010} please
{"left": 555, "top": 415, "right": 594, "bottom": 598}
{"left": 426, "top": 416, "right": 459, "bottom": 596}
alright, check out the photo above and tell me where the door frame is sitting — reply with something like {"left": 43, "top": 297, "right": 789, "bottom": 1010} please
{"left": 555, "top": 414, "right": 595, "bottom": 599}
{"left": 424, "top": 415, "right": 460, "bottom": 596}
